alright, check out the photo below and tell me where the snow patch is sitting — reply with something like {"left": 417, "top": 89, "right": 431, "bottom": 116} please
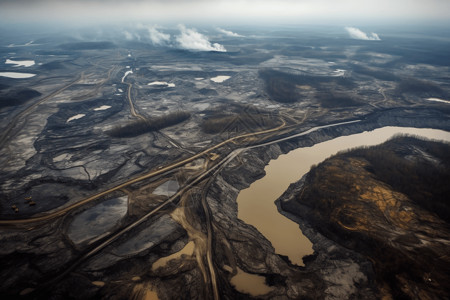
{"left": 427, "top": 98, "right": 450, "bottom": 104}
{"left": 67, "top": 114, "right": 86, "bottom": 123}
{"left": 121, "top": 70, "right": 133, "bottom": 83}
{"left": 5, "top": 59, "right": 35, "bottom": 67}
{"left": 210, "top": 75, "right": 230, "bottom": 83}
{"left": 0, "top": 72, "right": 36, "bottom": 78}
{"left": 94, "top": 105, "right": 112, "bottom": 111}
{"left": 148, "top": 81, "right": 175, "bottom": 88}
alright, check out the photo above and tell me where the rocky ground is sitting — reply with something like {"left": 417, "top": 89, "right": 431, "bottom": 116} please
{"left": 1, "top": 26, "right": 450, "bottom": 299}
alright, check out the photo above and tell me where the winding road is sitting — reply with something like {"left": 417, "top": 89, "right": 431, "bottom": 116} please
{"left": 0, "top": 113, "right": 287, "bottom": 226}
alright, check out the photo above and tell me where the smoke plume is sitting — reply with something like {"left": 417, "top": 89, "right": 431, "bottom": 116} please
{"left": 217, "top": 27, "right": 244, "bottom": 37}
{"left": 345, "top": 27, "right": 381, "bottom": 40}
{"left": 176, "top": 25, "right": 226, "bottom": 52}
{"left": 148, "top": 26, "right": 171, "bottom": 45}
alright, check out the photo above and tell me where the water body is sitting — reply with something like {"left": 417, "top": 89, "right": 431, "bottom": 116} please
{"left": 230, "top": 267, "right": 274, "bottom": 296}
{"left": 237, "top": 126, "right": 450, "bottom": 266}
{"left": 152, "top": 241, "right": 194, "bottom": 271}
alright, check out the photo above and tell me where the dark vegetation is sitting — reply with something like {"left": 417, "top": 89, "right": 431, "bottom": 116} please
{"left": 201, "top": 113, "right": 280, "bottom": 134}
{"left": 263, "top": 75, "right": 297, "bottom": 103}
{"left": 39, "top": 61, "right": 66, "bottom": 70}
{"left": 59, "top": 41, "right": 116, "bottom": 50}
{"left": 259, "top": 69, "right": 356, "bottom": 105}
{"left": 170, "top": 48, "right": 273, "bottom": 66}
{"left": 0, "top": 88, "right": 41, "bottom": 109}
{"left": 350, "top": 64, "right": 398, "bottom": 81}
{"left": 286, "top": 136, "right": 450, "bottom": 299}
{"left": 396, "top": 78, "right": 444, "bottom": 97}
{"left": 108, "top": 112, "right": 190, "bottom": 138}
{"left": 201, "top": 104, "right": 281, "bottom": 134}
{"left": 197, "top": 88, "right": 218, "bottom": 96}
{"left": 316, "top": 92, "right": 362, "bottom": 108}
{"left": 301, "top": 135, "right": 450, "bottom": 223}
{"left": 348, "top": 135, "right": 450, "bottom": 222}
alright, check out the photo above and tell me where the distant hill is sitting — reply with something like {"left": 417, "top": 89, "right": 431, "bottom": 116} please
{"left": 283, "top": 136, "right": 450, "bottom": 299}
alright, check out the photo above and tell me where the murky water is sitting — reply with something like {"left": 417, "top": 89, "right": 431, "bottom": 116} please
{"left": 230, "top": 267, "right": 274, "bottom": 296}
{"left": 237, "top": 126, "right": 450, "bottom": 266}
{"left": 152, "top": 241, "right": 194, "bottom": 271}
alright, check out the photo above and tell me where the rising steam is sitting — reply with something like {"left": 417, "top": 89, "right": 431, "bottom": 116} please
{"left": 148, "top": 26, "right": 171, "bottom": 45}
{"left": 216, "top": 27, "right": 244, "bottom": 37}
{"left": 345, "top": 27, "right": 381, "bottom": 41}
{"left": 176, "top": 25, "right": 226, "bottom": 52}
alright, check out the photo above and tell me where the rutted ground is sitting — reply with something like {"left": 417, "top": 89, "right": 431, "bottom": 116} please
{"left": 1, "top": 26, "right": 450, "bottom": 300}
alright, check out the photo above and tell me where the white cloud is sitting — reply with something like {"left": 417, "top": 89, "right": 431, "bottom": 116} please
{"left": 148, "top": 26, "right": 171, "bottom": 45}
{"left": 217, "top": 27, "right": 244, "bottom": 37}
{"left": 176, "top": 25, "right": 226, "bottom": 52}
{"left": 124, "top": 30, "right": 133, "bottom": 40}
{"left": 345, "top": 27, "right": 381, "bottom": 41}
{"left": 123, "top": 30, "right": 141, "bottom": 41}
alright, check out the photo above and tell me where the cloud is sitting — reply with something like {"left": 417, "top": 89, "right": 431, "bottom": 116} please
{"left": 345, "top": 27, "right": 381, "bottom": 40}
{"left": 217, "top": 27, "right": 244, "bottom": 37}
{"left": 147, "top": 26, "right": 171, "bottom": 45}
{"left": 1, "top": 0, "right": 450, "bottom": 25}
{"left": 123, "top": 31, "right": 134, "bottom": 40}
{"left": 176, "top": 25, "right": 226, "bottom": 52}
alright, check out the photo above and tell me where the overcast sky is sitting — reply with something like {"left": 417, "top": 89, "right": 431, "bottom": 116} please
{"left": 1, "top": 0, "right": 449, "bottom": 26}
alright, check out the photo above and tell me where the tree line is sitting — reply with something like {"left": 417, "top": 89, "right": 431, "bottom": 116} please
{"left": 108, "top": 111, "right": 190, "bottom": 138}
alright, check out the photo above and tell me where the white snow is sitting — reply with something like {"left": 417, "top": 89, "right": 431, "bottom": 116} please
{"left": 66, "top": 114, "right": 86, "bottom": 123}
{"left": 0, "top": 72, "right": 36, "bottom": 78}
{"left": 5, "top": 59, "right": 35, "bottom": 67}
{"left": 148, "top": 81, "right": 176, "bottom": 87}
{"left": 210, "top": 75, "right": 230, "bottom": 83}
{"left": 427, "top": 98, "right": 450, "bottom": 104}
{"left": 121, "top": 70, "right": 133, "bottom": 83}
{"left": 332, "top": 69, "right": 346, "bottom": 77}
{"left": 93, "top": 105, "right": 112, "bottom": 111}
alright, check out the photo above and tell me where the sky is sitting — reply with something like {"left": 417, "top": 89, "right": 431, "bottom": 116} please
{"left": 1, "top": 0, "right": 449, "bottom": 26}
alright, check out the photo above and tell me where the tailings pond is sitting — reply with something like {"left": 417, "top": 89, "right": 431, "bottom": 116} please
{"left": 236, "top": 126, "right": 450, "bottom": 267}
